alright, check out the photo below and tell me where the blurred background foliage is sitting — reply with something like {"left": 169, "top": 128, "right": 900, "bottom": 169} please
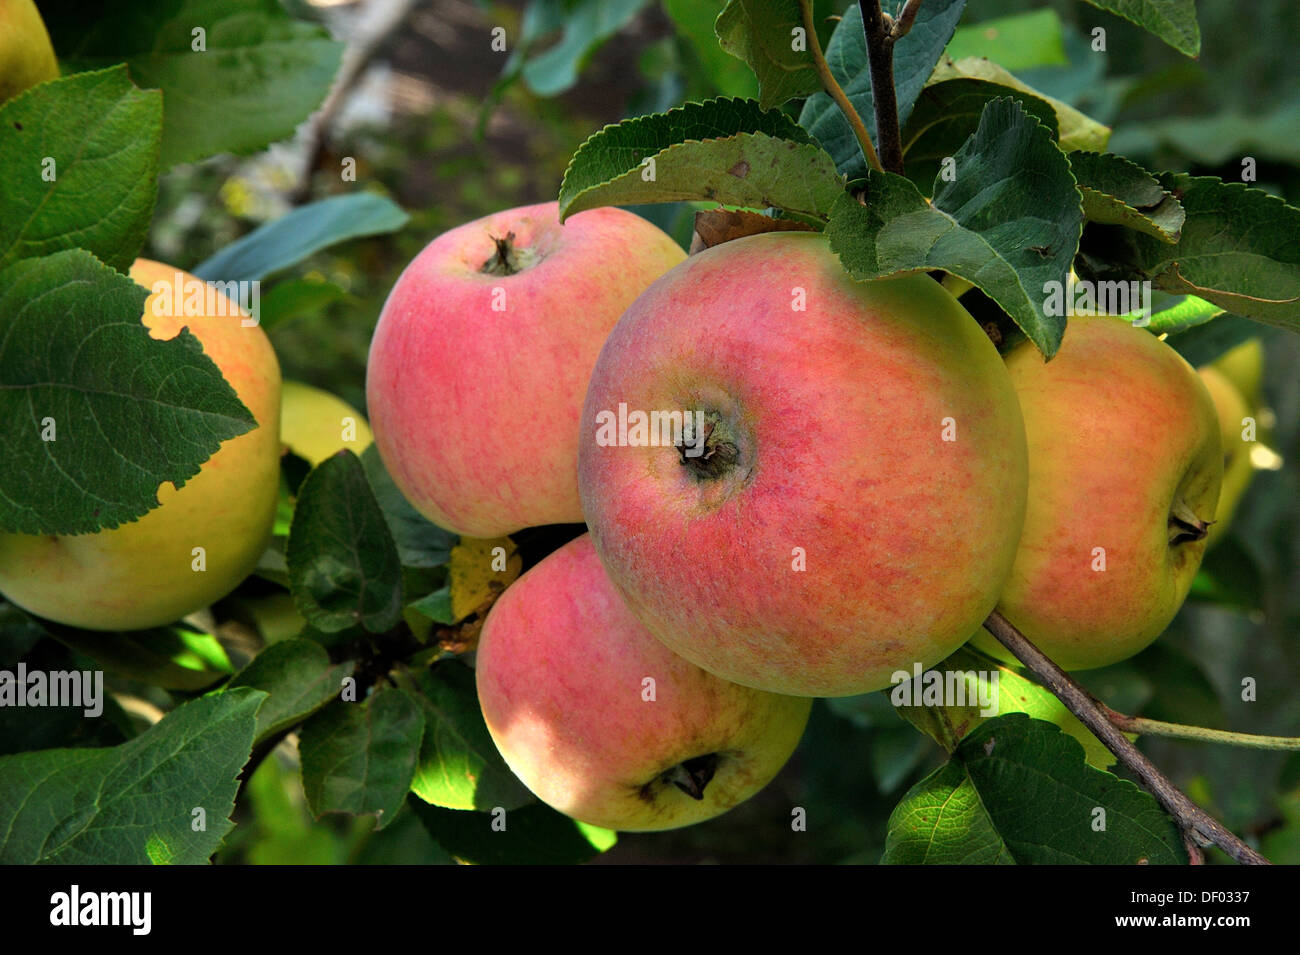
{"left": 136, "top": 0, "right": 1300, "bottom": 864}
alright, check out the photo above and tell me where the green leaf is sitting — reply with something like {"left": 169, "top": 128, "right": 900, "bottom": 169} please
{"left": 882, "top": 714, "right": 1185, "bottom": 864}
{"left": 193, "top": 194, "right": 409, "bottom": 284}
{"left": 407, "top": 585, "right": 456, "bottom": 626}
{"left": 1109, "top": 102, "right": 1300, "bottom": 168}
{"left": 1140, "top": 294, "right": 1225, "bottom": 336}
{"left": 827, "top": 98, "right": 1081, "bottom": 357}
{"left": 1069, "top": 151, "right": 1184, "bottom": 241}
{"left": 0, "top": 688, "right": 264, "bottom": 864}
{"left": 901, "top": 77, "right": 1059, "bottom": 192}
{"left": 298, "top": 688, "right": 425, "bottom": 831}
{"left": 0, "top": 66, "right": 160, "bottom": 273}
{"left": 559, "top": 98, "right": 841, "bottom": 221}
{"left": 1081, "top": 0, "right": 1200, "bottom": 57}
{"left": 228, "top": 638, "right": 354, "bottom": 743}
{"left": 359, "top": 445, "right": 457, "bottom": 570}
{"left": 41, "top": 620, "right": 232, "bottom": 691}
{"left": 406, "top": 663, "right": 533, "bottom": 812}
{"left": 798, "top": 0, "right": 968, "bottom": 179}
{"left": 927, "top": 57, "right": 1111, "bottom": 152}
{"left": 715, "top": 0, "right": 819, "bottom": 109}
{"left": 410, "top": 799, "right": 616, "bottom": 864}
{"left": 286, "top": 451, "right": 403, "bottom": 634}
{"left": 0, "top": 250, "right": 256, "bottom": 536}
{"left": 43, "top": 0, "right": 344, "bottom": 168}
{"left": 256, "top": 277, "right": 349, "bottom": 331}
{"left": 663, "top": 0, "right": 758, "bottom": 99}
{"left": 519, "top": 0, "right": 649, "bottom": 96}
{"left": 890, "top": 646, "right": 1116, "bottom": 769}
{"left": 944, "top": 8, "right": 1067, "bottom": 71}
{"left": 1075, "top": 175, "right": 1300, "bottom": 333}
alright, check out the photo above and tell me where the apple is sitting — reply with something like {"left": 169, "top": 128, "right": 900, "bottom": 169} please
{"left": 1198, "top": 366, "right": 1254, "bottom": 549}
{"left": 972, "top": 316, "right": 1222, "bottom": 670}
{"left": 281, "top": 379, "right": 373, "bottom": 465}
{"left": 577, "top": 232, "right": 1029, "bottom": 698}
{"left": 1211, "top": 337, "right": 1263, "bottom": 408}
{"left": 0, "top": 0, "right": 58, "bottom": 103}
{"left": 475, "top": 533, "right": 811, "bottom": 832}
{"left": 366, "top": 201, "right": 685, "bottom": 538}
{"left": 0, "top": 259, "right": 282, "bottom": 631}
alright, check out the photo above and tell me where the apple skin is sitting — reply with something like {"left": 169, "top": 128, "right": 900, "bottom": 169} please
{"left": 1198, "top": 366, "right": 1254, "bottom": 550}
{"left": 1211, "top": 338, "right": 1263, "bottom": 408}
{"left": 281, "top": 379, "right": 373, "bottom": 465}
{"left": 366, "top": 201, "right": 685, "bottom": 538}
{"left": 475, "top": 533, "right": 811, "bottom": 832}
{"left": 578, "top": 232, "right": 1029, "bottom": 698}
{"left": 0, "top": 260, "right": 281, "bottom": 631}
{"left": 0, "top": 0, "right": 59, "bottom": 103}
{"left": 972, "top": 316, "right": 1222, "bottom": 670}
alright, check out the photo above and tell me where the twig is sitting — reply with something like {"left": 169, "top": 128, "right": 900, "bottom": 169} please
{"left": 890, "top": 0, "right": 925, "bottom": 40}
{"left": 1102, "top": 706, "right": 1300, "bottom": 751}
{"left": 982, "top": 611, "right": 1270, "bottom": 866}
{"left": 858, "top": 0, "right": 909, "bottom": 174}
{"left": 799, "top": 0, "right": 882, "bottom": 173}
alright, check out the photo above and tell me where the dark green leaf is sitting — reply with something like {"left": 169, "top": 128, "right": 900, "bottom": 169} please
{"left": 42, "top": 620, "right": 232, "bottom": 691}
{"left": 0, "top": 66, "right": 160, "bottom": 273}
{"left": 255, "top": 277, "right": 349, "bottom": 331}
{"left": 228, "top": 638, "right": 354, "bottom": 743}
{"left": 715, "top": 0, "right": 819, "bottom": 109}
{"left": 827, "top": 98, "right": 1081, "bottom": 357}
{"left": 559, "top": 98, "right": 841, "bottom": 221}
{"left": 286, "top": 451, "right": 403, "bottom": 633}
{"left": 360, "top": 445, "right": 457, "bottom": 569}
{"left": 193, "top": 194, "right": 409, "bottom": 284}
{"left": 882, "top": 714, "right": 1185, "bottom": 864}
{"left": 44, "top": 0, "right": 344, "bottom": 168}
{"left": 1069, "top": 151, "right": 1184, "bottom": 241}
{"left": 0, "top": 250, "right": 255, "bottom": 535}
{"left": 407, "top": 663, "right": 533, "bottom": 812}
{"left": 0, "top": 688, "right": 264, "bottom": 863}
{"left": 1080, "top": 0, "right": 1200, "bottom": 57}
{"left": 519, "top": 0, "right": 649, "bottom": 96}
{"left": 298, "top": 688, "right": 424, "bottom": 830}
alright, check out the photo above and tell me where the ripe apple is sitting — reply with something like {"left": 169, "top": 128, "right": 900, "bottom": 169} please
{"left": 0, "top": 259, "right": 282, "bottom": 631}
{"left": 475, "top": 533, "right": 811, "bottom": 832}
{"left": 366, "top": 201, "right": 685, "bottom": 538}
{"left": 578, "top": 232, "right": 1029, "bottom": 698}
{"left": 0, "top": 0, "right": 58, "bottom": 103}
{"left": 973, "top": 316, "right": 1222, "bottom": 670}
{"left": 1198, "top": 366, "right": 1254, "bottom": 549}
{"left": 281, "top": 379, "right": 373, "bottom": 465}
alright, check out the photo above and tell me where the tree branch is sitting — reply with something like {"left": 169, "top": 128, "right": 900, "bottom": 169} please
{"left": 800, "top": 0, "right": 882, "bottom": 173}
{"left": 982, "top": 611, "right": 1271, "bottom": 865}
{"left": 858, "top": 0, "right": 907, "bottom": 174}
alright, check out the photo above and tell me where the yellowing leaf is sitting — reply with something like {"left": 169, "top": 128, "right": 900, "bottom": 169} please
{"left": 449, "top": 536, "right": 521, "bottom": 621}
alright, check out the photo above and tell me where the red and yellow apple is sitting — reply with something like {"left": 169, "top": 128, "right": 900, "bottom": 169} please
{"left": 475, "top": 533, "right": 811, "bottom": 831}
{"left": 974, "top": 316, "right": 1222, "bottom": 669}
{"left": 366, "top": 201, "right": 685, "bottom": 538}
{"left": 578, "top": 232, "right": 1029, "bottom": 697}
{"left": 0, "top": 260, "right": 281, "bottom": 631}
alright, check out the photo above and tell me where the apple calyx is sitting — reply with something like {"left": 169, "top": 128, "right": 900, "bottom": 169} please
{"left": 1168, "top": 496, "right": 1211, "bottom": 546}
{"left": 480, "top": 231, "right": 523, "bottom": 276}
{"left": 652, "top": 754, "right": 719, "bottom": 801}
{"left": 677, "top": 413, "right": 740, "bottom": 480}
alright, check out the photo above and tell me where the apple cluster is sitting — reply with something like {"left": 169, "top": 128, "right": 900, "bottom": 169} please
{"left": 364, "top": 202, "right": 1232, "bottom": 832}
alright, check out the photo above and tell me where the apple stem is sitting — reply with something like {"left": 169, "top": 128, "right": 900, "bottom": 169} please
{"left": 480, "top": 231, "right": 521, "bottom": 276}
{"left": 983, "top": 610, "right": 1271, "bottom": 865}
{"left": 1102, "top": 706, "right": 1300, "bottom": 751}
{"left": 798, "top": 0, "right": 883, "bottom": 174}
{"left": 1168, "top": 496, "right": 1211, "bottom": 545}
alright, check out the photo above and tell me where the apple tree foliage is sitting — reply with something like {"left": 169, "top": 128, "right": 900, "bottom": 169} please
{"left": 1, "top": 0, "right": 1298, "bottom": 865}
